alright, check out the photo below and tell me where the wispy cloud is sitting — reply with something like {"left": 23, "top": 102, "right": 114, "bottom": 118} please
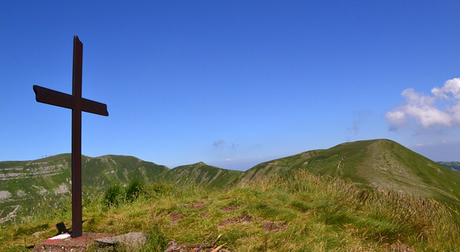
{"left": 213, "top": 140, "right": 225, "bottom": 148}
{"left": 212, "top": 140, "right": 239, "bottom": 149}
{"left": 348, "top": 110, "right": 371, "bottom": 135}
{"left": 385, "top": 78, "right": 460, "bottom": 130}
{"left": 415, "top": 143, "right": 433, "bottom": 147}
{"left": 415, "top": 140, "right": 448, "bottom": 147}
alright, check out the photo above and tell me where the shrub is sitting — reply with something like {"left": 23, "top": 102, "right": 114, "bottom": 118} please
{"left": 103, "top": 180, "right": 145, "bottom": 207}
{"left": 125, "top": 179, "right": 144, "bottom": 203}
{"left": 103, "top": 184, "right": 124, "bottom": 207}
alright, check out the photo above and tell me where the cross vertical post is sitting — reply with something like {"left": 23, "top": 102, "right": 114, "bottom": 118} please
{"left": 71, "top": 36, "right": 83, "bottom": 238}
{"left": 33, "top": 36, "right": 108, "bottom": 238}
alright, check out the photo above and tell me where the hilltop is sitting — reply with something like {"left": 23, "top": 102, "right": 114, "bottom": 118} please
{"left": 2, "top": 162, "right": 460, "bottom": 251}
{"left": 243, "top": 139, "right": 460, "bottom": 206}
{"left": 0, "top": 154, "right": 169, "bottom": 222}
{"left": 159, "top": 161, "right": 241, "bottom": 188}
{"left": 2, "top": 139, "right": 460, "bottom": 223}
{"left": 0, "top": 154, "right": 242, "bottom": 222}
{"left": 2, "top": 139, "right": 460, "bottom": 251}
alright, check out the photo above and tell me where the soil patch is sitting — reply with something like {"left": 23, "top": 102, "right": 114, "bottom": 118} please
{"left": 218, "top": 214, "right": 286, "bottom": 232}
{"left": 33, "top": 232, "right": 113, "bottom": 252}
{"left": 262, "top": 220, "right": 286, "bottom": 232}
{"left": 169, "top": 212, "right": 182, "bottom": 225}
{"left": 218, "top": 213, "right": 253, "bottom": 227}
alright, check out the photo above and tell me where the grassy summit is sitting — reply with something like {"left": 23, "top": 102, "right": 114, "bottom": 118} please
{"left": 242, "top": 139, "right": 460, "bottom": 207}
{"left": 1, "top": 139, "right": 460, "bottom": 251}
{"left": 159, "top": 161, "right": 241, "bottom": 188}
{"left": 1, "top": 170, "right": 459, "bottom": 251}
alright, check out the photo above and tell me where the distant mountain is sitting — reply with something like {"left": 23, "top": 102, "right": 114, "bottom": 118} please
{"left": 160, "top": 162, "right": 242, "bottom": 188}
{"left": 0, "top": 154, "right": 168, "bottom": 222}
{"left": 0, "top": 154, "right": 243, "bottom": 222}
{"left": 439, "top": 162, "right": 460, "bottom": 172}
{"left": 2, "top": 138, "right": 460, "bottom": 223}
{"left": 241, "top": 139, "right": 460, "bottom": 206}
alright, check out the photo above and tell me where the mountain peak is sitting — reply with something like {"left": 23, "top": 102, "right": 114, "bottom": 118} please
{"left": 242, "top": 138, "right": 460, "bottom": 207}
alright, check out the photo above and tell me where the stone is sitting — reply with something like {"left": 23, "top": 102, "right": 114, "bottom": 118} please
{"left": 93, "top": 232, "right": 148, "bottom": 251}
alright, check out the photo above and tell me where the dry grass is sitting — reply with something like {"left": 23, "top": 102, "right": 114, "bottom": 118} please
{"left": 1, "top": 170, "right": 459, "bottom": 251}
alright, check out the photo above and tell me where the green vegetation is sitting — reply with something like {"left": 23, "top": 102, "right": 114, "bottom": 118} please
{"left": 0, "top": 154, "right": 169, "bottom": 221}
{"left": 103, "top": 179, "right": 145, "bottom": 206}
{"left": 0, "top": 155, "right": 240, "bottom": 221}
{"left": 242, "top": 139, "right": 460, "bottom": 207}
{"left": 2, "top": 139, "right": 460, "bottom": 251}
{"left": 1, "top": 169, "right": 459, "bottom": 251}
{"left": 159, "top": 162, "right": 242, "bottom": 189}
{"left": 3, "top": 139, "right": 460, "bottom": 222}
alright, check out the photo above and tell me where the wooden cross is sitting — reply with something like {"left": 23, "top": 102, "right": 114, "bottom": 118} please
{"left": 33, "top": 36, "right": 108, "bottom": 238}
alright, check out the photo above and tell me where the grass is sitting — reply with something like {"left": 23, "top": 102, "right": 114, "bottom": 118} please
{"left": 1, "top": 169, "right": 460, "bottom": 251}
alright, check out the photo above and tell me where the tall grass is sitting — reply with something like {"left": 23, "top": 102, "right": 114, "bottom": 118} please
{"left": 257, "top": 170, "right": 460, "bottom": 251}
{"left": 1, "top": 170, "right": 459, "bottom": 251}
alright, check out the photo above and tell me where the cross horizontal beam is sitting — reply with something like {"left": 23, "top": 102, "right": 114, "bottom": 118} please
{"left": 33, "top": 85, "right": 109, "bottom": 116}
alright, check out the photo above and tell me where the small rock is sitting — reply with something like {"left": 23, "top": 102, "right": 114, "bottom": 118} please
{"left": 94, "top": 232, "right": 148, "bottom": 251}
{"left": 32, "top": 230, "right": 47, "bottom": 238}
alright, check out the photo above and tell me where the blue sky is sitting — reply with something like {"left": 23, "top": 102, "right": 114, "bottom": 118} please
{"left": 1, "top": 1, "right": 460, "bottom": 170}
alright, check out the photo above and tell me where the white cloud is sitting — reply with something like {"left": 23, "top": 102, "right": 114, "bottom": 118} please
{"left": 385, "top": 78, "right": 460, "bottom": 130}
{"left": 431, "top": 78, "right": 460, "bottom": 99}
{"left": 385, "top": 110, "right": 406, "bottom": 130}
{"left": 225, "top": 158, "right": 234, "bottom": 162}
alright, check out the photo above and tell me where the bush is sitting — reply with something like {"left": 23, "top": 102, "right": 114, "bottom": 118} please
{"left": 103, "top": 184, "right": 124, "bottom": 207}
{"left": 103, "top": 180, "right": 145, "bottom": 207}
{"left": 125, "top": 179, "right": 144, "bottom": 202}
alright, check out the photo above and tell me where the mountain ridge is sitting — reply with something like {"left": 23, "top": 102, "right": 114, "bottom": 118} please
{"left": 2, "top": 138, "right": 460, "bottom": 223}
{"left": 241, "top": 139, "right": 460, "bottom": 206}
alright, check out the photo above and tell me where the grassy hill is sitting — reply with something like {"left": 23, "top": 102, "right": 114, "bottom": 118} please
{"left": 2, "top": 138, "right": 460, "bottom": 251}
{"left": 81, "top": 155, "right": 169, "bottom": 186}
{"left": 3, "top": 139, "right": 460, "bottom": 223}
{"left": 241, "top": 139, "right": 460, "bottom": 207}
{"left": 1, "top": 169, "right": 459, "bottom": 251}
{"left": 0, "top": 154, "right": 168, "bottom": 222}
{"left": 0, "top": 155, "right": 243, "bottom": 223}
{"left": 160, "top": 162, "right": 242, "bottom": 189}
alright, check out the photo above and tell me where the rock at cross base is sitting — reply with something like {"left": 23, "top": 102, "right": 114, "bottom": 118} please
{"left": 93, "top": 232, "right": 148, "bottom": 250}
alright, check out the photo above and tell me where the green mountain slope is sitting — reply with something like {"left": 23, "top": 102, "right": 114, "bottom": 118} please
{"left": 241, "top": 139, "right": 460, "bottom": 206}
{"left": 0, "top": 155, "right": 241, "bottom": 222}
{"left": 82, "top": 155, "right": 169, "bottom": 186}
{"left": 2, "top": 138, "right": 460, "bottom": 223}
{"left": 160, "top": 162, "right": 242, "bottom": 188}
{"left": 0, "top": 154, "right": 168, "bottom": 222}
